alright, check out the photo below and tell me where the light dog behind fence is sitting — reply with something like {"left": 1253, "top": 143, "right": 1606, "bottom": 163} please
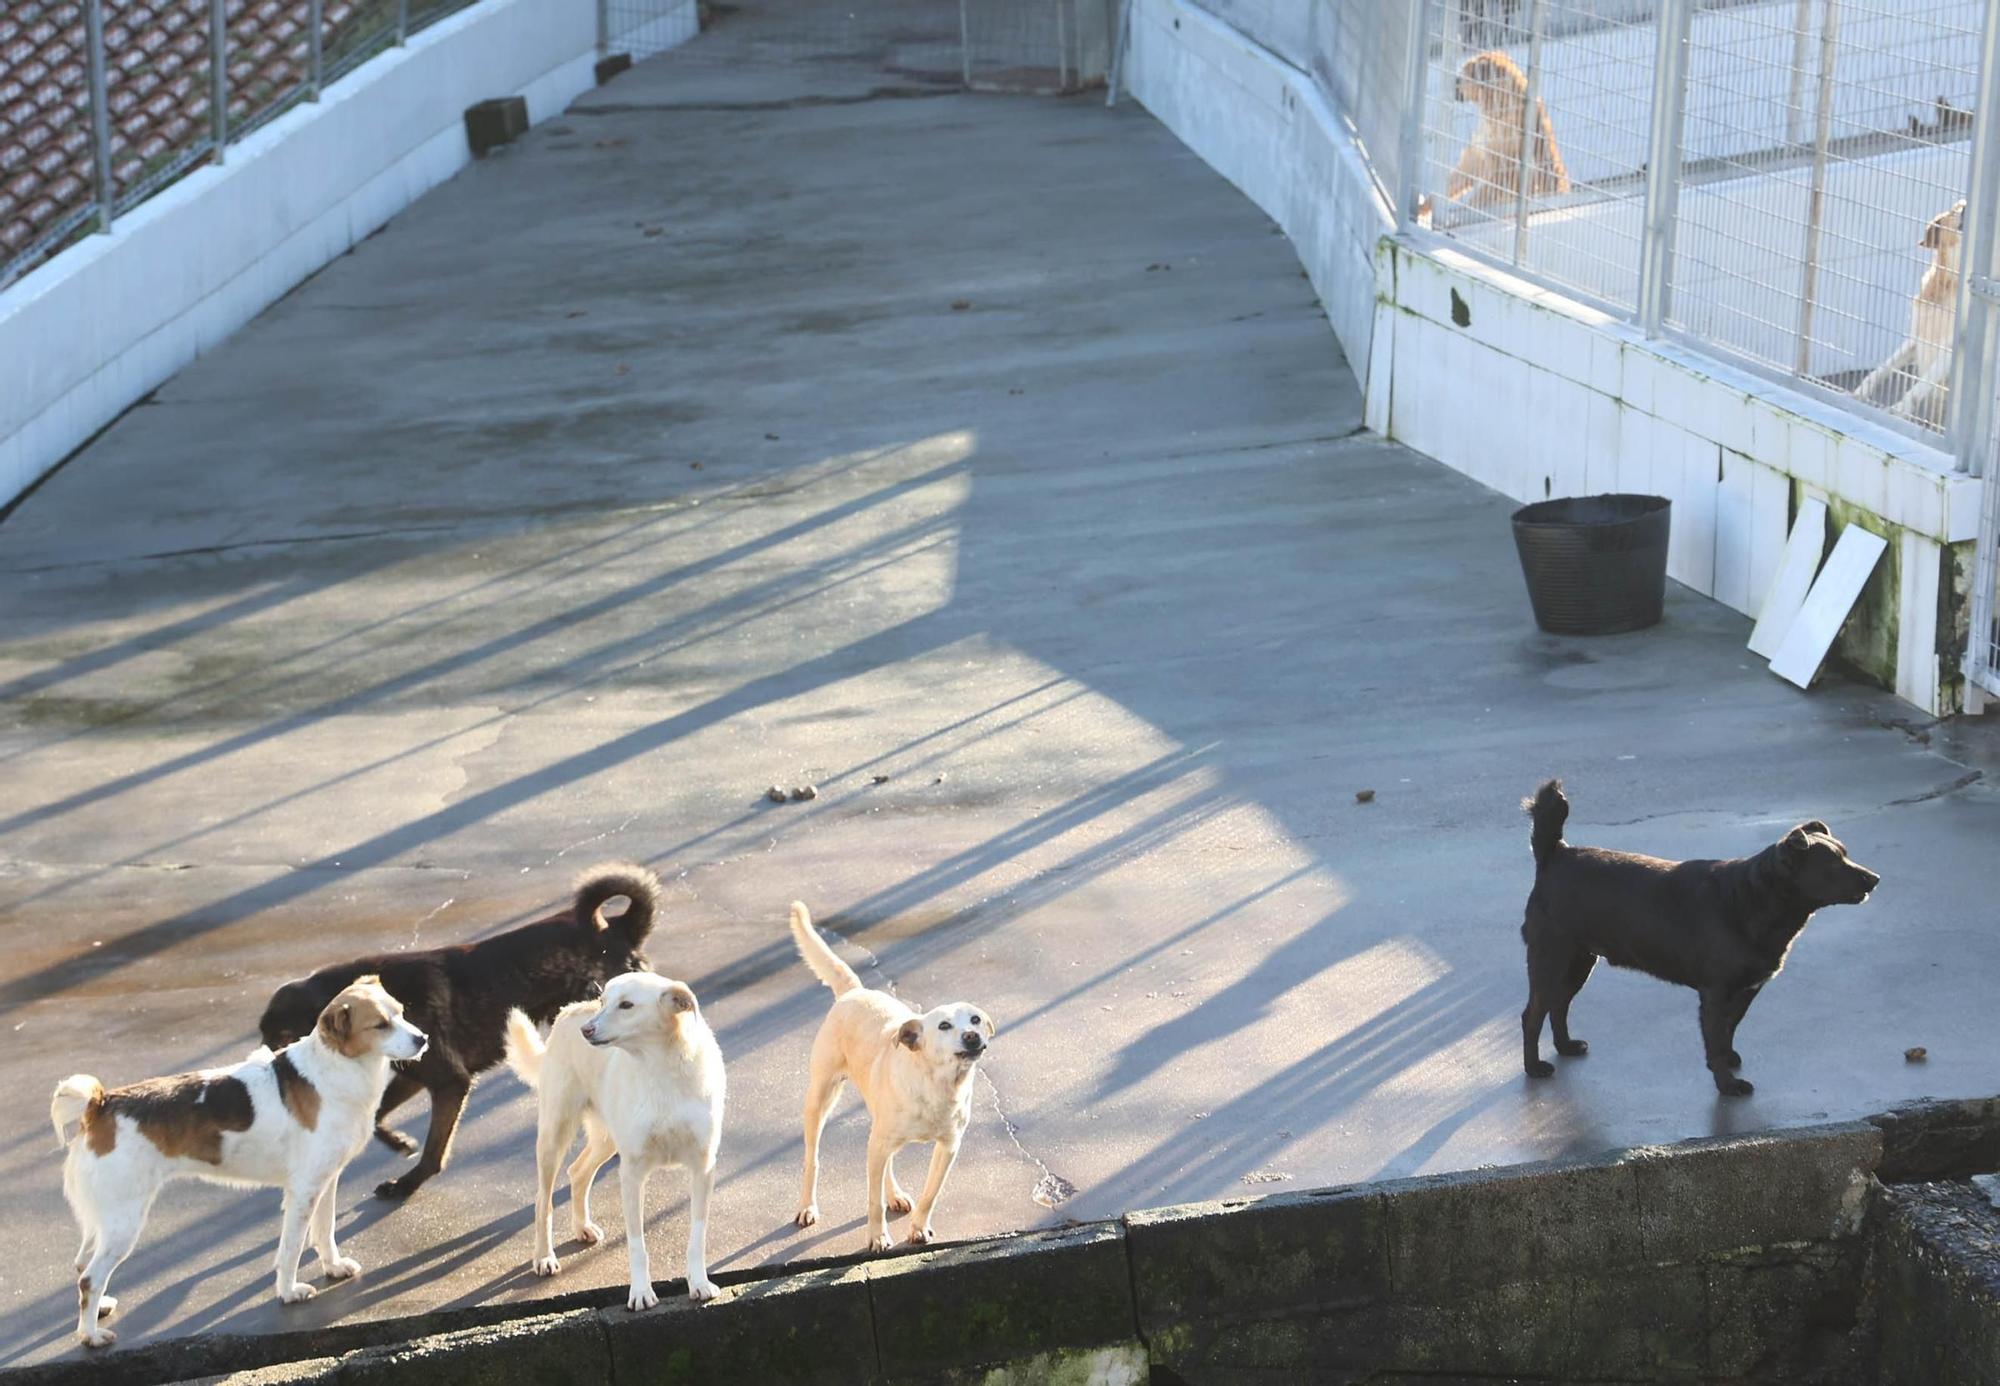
{"left": 504, "top": 971, "right": 725, "bottom": 1309}
{"left": 1855, "top": 199, "right": 1965, "bottom": 430}
{"left": 788, "top": 901, "right": 995, "bottom": 1252}
{"left": 1446, "top": 49, "right": 1570, "bottom": 212}
{"left": 49, "top": 977, "right": 427, "bottom": 1347}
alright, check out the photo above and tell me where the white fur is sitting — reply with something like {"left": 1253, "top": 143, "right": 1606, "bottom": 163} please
{"left": 788, "top": 901, "right": 996, "bottom": 1252}
{"left": 50, "top": 988, "right": 425, "bottom": 1348}
{"left": 503, "top": 972, "right": 726, "bottom": 1309}
{"left": 1857, "top": 200, "right": 1964, "bottom": 429}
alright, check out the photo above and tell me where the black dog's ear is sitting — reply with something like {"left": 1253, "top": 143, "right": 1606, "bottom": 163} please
{"left": 897, "top": 1019, "right": 923, "bottom": 1051}
{"left": 1782, "top": 825, "right": 1814, "bottom": 856}
{"left": 1798, "top": 819, "right": 1830, "bottom": 837}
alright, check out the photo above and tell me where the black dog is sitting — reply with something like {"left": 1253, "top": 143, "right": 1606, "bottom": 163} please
{"left": 1519, "top": 780, "right": 1877, "bottom": 1096}
{"left": 259, "top": 863, "right": 660, "bottom": 1199}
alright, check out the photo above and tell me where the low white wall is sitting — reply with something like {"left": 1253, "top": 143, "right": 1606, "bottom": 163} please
{"left": 1126, "top": 0, "right": 1981, "bottom": 715}
{"left": 0, "top": 0, "right": 630, "bottom": 510}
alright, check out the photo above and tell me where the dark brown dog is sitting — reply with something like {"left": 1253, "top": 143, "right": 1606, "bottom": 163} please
{"left": 1519, "top": 781, "right": 1878, "bottom": 1096}
{"left": 258, "top": 863, "right": 659, "bottom": 1199}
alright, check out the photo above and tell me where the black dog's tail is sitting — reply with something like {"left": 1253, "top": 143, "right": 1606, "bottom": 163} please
{"left": 1523, "top": 779, "right": 1568, "bottom": 867}
{"left": 574, "top": 862, "right": 662, "bottom": 945}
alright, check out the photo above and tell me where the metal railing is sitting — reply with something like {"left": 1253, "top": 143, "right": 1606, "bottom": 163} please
{"left": 1, "top": 0, "right": 480, "bottom": 290}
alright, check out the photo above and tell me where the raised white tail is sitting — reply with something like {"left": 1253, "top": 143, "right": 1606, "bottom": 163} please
{"left": 502, "top": 1010, "right": 547, "bottom": 1089}
{"left": 50, "top": 1074, "right": 104, "bottom": 1149}
{"left": 789, "top": 901, "right": 860, "bottom": 996}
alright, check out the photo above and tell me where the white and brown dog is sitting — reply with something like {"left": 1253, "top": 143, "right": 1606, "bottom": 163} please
{"left": 788, "top": 902, "right": 995, "bottom": 1252}
{"left": 49, "top": 977, "right": 426, "bottom": 1347}
{"left": 503, "top": 971, "right": 725, "bottom": 1309}
{"left": 1445, "top": 49, "right": 1570, "bottom": 211}
{"left": 1856, "top": 199, "right": 1965, "bottom": 429}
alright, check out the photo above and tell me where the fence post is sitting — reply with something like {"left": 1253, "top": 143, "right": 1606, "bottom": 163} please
{"left": 1793, "top": 0, "right": 1839, "bottom": 378}
{"left": 209, "top": 0, "right": 228, "bottom": 164}
{"left": 308, "top": 0, "right": 323, "bottom": 98}
{"left": 1105, "top": 0, "right": 1131, "bottom": 108}
{"left": 1510, "top": 0, "right": 1549, "bottom": 266}
{"left": 594, "top": 0, "right": 607, "bottom": 57}
{"left": 1636, "top": 0, "right": 1693, "bottom": 336}
{"left": 1946, "top": 0, "right": 2000, "bottom": 475}
{"left": 1396, "top": 0, "right": 1434, "bottom": 230}
{"left": 84, "top": 0, "right": 114, "bottom": 233}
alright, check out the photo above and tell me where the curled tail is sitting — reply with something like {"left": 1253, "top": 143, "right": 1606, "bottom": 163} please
{"left": 51, "top": 1075, "right": 105, "bottom": 1149}
{"left": 789, "top": 902, "right": 860, "bottom": 996}
{"left": 1523, "top": 779, "right": 1569, "bottom": 867}
{"left": 574, "top": 862, "right": 662, "bottom": 947}
{"left": 502, "top": 1010, "right": 547, "bottom": 1089}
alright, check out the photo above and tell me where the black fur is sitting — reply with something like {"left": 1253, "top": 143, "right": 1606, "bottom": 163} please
{"left": 1518, "top": 779, "right": 1879, "bottom": 1097}
{"left": 258, "top": 863, "right": 660, "bottom": 1199}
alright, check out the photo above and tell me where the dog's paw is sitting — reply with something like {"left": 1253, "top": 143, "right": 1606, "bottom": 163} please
{"left": 627, "top": 1284, "right": 660, "bottom": 1312}
{"left": 278, "top": 1282, "right": 317, "bottom": 1305}
{"left": 574, "top": 1220, "right": 605, "bottom": 1246}
{"left": 80, "top": 1327, "right": 115, "bottom": 1349}
{"left": 1716, "top": 1076, "right": 1755, "bottom": 1098}
{"left": 532, "top": 1254, "right": 561, "bottom": 1277}
{"left": 373, "top": 1175, "right": 419, "bottom": 1201}
{"left": 868, "top": 1231, "right": 895, "bottom": 1254}
{"left": 323, "top": 1256, "right": 362, "bottom": 1282}
{"left": 688, "top": 1275, "right": 721, "bottom": 1302}
{"left": 95, "top": 1295, "right": 118, "bottom": 1319}
{"left": 374, "top": 1126, "right": 420, "bottom": 1157}
{"left": 794, "top": 1205, "right": 819, "bottom": 1229}
{"left": 1555, "top": 1037, "right": 1588, "bottom": 1057}
{"left": 1525, "top": 1058, "right": 1556, "bottom": 1079}
{"left": 1726, "top": 1049, "right": 1744, "bottom": 1069}
{"left": 905, "top": 1225, "right": 936, "bottom": 1247}
{"left": 886, "top": 1191, "right": 913, "bottom": 1217}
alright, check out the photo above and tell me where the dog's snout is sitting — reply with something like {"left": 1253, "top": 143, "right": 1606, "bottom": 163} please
{"left": 962, "top": 1034, "right": 985, "bottom": 1054}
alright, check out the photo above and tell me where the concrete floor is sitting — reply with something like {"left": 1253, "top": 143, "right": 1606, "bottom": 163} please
{"left": 2, "top": 0, "right": 1997, "bottom": 1366}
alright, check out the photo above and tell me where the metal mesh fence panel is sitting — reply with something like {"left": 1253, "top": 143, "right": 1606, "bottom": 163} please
{"left": 2, "top": 0, "right": 98, "bottom": 288}
{"left": 1414, "top": 0, "right": 1657, "bottom": 314}
{"left": 1665, "top": 0, "right": 1978, "bottom": 435}
{"left": 1309, "top": 1, "right": 1416, "bottom": 190}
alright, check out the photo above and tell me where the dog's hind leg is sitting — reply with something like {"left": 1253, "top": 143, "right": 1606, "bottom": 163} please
{"left": 1700, "top": 990, "right": 1753, "bottom": 1097}
{"left": 372, "top": 1071, "right": 424, "bottom": 1157}
{"left": 794, "top": 1072, "right": 840, "bottom": 1229}
{"left": 75, "top": 1203, "right": 143, "bottom": 1348}
{"left": 566, "top": 1118, "right": 616, "bottom": 1246}
{"left": 684, "top": 1158, "right": 719, "bottom": 1301}
{"left": 377, "top": 1077, "right": 470, "bottom": 1200}
{"left": 532, "top": 1099, "right": 583, "bottom": 1276}
{"left": 1521, "top": 940, "right": 1560, "bottom": 1078}
{"left": 1550, "top": 951, "right": 1596, "bottom": 1058}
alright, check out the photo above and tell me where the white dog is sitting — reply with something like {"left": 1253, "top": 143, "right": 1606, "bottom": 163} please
{"left": 788, "top": 901, "right": 995, "bottom": 1252}
{"left": 50, "top": 976, "right": 426, "bottom": 1347}
{"left": 1856, "top": 199, "right": 1965, "bottom": 429}
{"left": 503, "top": 971, "right": 724, "bottom": 1309}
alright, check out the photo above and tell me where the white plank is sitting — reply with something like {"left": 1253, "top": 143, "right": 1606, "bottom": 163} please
{"left": 1768, "top": 525, "right": 1889, "bottom": 689}
{"left": 1747, "top": 496, "right": 1826, "bottom": 659}
{"left": 1894, "top": 531, "right": 1941, "bottom": 714}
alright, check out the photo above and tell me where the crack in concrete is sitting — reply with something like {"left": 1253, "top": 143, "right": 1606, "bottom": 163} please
{"left": 1886, "top": 770, "right": 1984, "bottom": 806}
{"left": 980, "top": 1067, "right": 1076, "bottom": 1211}
{"left": 403, "top": 896, "right": 455, "bottom": 951}
{"left": 576, "top": 87, "right": 962, "bottom": 115}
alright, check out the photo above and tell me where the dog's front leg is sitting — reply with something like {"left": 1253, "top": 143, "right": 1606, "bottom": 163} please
{"left": 620, "top": 1160, "right": 658, "bottom": 1310}
{"left": 275, "top": 1177, "right": 327, "bottom": 1303}
{"left": 684, "top": 1159, "right": 720, "bottom": 1301}
{"left": 864, "top": 1132, "right": 899, "bottom": 1253}
{"left": 1699, "top": 991, "right": 1752, "bottom": 1097}
{"left": 377, "top": 1077, "right": 469, "bottom": 1200}
{"left": 310, "top": 1173, "right": 361, "bottom": 1282}
{"left": 1720, "top": 985, "right": 1762, "bottom": 1071}
{"left": 907, "top": 1136, "right": 962, "bottom": 1246}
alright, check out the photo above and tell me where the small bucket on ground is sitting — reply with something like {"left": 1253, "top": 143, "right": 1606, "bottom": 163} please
{"left": 1510, "top": 494, "right": 1671, "bottom": 636}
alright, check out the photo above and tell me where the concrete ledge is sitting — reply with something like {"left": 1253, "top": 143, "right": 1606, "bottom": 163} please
{"left": 14, "top": 1110, "right": 2000, "bottom": 1384}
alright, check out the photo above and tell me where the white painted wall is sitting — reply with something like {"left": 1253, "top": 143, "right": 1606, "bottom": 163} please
{"left": 0, "top": 0, "right": 700, "bottom": 510}
{"left": 1127, "top": 0, "right": 1980, "bottom": 714}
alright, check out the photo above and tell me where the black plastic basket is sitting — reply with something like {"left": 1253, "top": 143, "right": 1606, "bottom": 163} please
{"left": 1511, "top": 494, "right": 1671, "bottom": 636}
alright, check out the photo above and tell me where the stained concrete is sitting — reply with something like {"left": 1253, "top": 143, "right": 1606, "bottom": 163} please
{"left": 1, "top": 0, "right": 1997, "bottom": 1368}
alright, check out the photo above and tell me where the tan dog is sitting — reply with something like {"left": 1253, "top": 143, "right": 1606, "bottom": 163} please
{"left": 50, "top": 978, "right": 426, "bottom": 1347}
{"left": 788, "top": 902, "right": 994, "bottom": 1252}
{"left": 1446, "top": 50, "right": 1570, "bottom": 211}
{"left": 1856, "top": 199, "right": 1964, "bottom": 429}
